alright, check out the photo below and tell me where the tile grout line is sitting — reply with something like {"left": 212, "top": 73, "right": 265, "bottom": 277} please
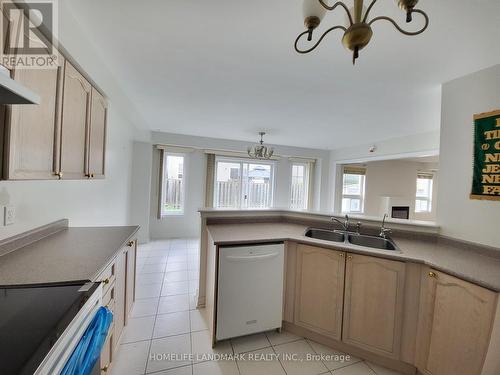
{"left": 143, "top": 241, "right": 169, "bottom": 375}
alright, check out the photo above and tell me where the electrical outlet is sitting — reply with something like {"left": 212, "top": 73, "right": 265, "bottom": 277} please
{"left": 4, "top": 206, "right": 15, "bottom": 226}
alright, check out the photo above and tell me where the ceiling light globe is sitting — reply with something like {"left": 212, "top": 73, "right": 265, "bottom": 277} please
{"left": 395, "top": 0, "right": 419, "bottom": 11}
{"left": 303, "top": 0, "right": 327, "bottom": 22}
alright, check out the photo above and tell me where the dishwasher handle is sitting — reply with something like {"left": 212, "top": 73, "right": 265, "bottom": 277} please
{"left": 225, "top": 252, "right": 280, "bottom": 262}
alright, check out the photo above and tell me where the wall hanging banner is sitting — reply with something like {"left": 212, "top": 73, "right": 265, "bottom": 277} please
{"left": 471, "top": 110, "right": 500, "bottom": 201}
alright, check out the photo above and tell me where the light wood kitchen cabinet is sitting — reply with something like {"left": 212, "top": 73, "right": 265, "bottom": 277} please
{"left": 416, "top": 269, "right": 497, "bottom": 375}
{"left": 95, "top": 238, "right": 137, "bottom": 372}
{"left": 343, "top": 253, "right": 406, "bottom": 360}
{"left": 125, "top": 240, "right": 136, "bottom": 324}
{"left": 0, "top": 5, "right": 108, "bottom": 181}
{"left": 113, "top": 249, "right": 126, "bottom": 351}
{"left": 58, "top": 60, "right": 91, "bottom": 179}
{"left": 3, "top": 52, "right": 64, "bottom": 179}
{"left": 87, "top": 87, "right": 107, "bottom": 179}
{"left": 100, "top": 324, "right": 113, "bottom": 374}
{"left": 294, "top": 244, "right": 345, "bottom": 340}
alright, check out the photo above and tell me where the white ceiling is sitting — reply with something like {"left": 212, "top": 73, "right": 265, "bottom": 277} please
{"left": 65, "top": 0, "right": 500, "bottom": 150}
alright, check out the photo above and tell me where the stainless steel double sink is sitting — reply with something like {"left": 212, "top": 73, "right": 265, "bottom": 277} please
{"left": 304, "top": 228, "right": 399, "bottom": 251}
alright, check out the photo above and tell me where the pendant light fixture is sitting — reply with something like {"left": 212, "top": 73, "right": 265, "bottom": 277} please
{"left": 295, "top": 0, "right": 429, "bottom": 64}
{"left": 247, "top": 132, "right": 275, "bottom": 160}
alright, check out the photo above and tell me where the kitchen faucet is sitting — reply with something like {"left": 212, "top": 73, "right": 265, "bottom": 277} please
{"left": 332, "top": 214, "right": 350, "bottom": 232}
{"left": 380, "top": 213, "right": 392, "bottom": 238}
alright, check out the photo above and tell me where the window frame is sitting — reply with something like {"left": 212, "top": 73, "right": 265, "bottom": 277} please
{"left": 213, "top": 156, "right": 276, "bottom": 209}
{"left": 160, "top": 152, "right": 186, "bottom": 217}
{"left": 415, "top": 173, "right": 434, "bottom": 213}
{"left": 289, "top": 162, "right": 310, "bottom": 210}
{"left": 341, "top": 171, "right": 366, "bottom": 214}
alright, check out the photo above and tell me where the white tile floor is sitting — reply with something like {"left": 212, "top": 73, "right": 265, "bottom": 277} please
{"left": 109, "top": 239, "right": 403, "bottom": 375}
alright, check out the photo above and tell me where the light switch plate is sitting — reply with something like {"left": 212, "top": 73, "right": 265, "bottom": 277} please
{"left": 4, "top": 205, "right": 15, "bottom": 226}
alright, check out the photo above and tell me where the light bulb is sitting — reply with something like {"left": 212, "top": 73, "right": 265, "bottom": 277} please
{"left": 395, "top": 0, "right": 419, "bottom": 22}
{"left": 302, "top": 0, "right": 327, "bottom": 22}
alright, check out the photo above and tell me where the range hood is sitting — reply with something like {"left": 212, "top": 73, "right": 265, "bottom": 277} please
{"left": 0, "top": 68, "right": 40, "bottom": 105}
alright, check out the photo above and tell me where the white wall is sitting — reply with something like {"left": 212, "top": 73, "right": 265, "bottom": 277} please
{"left": 0, "top": 3, "right": 142, "bottom": 240}
{"left": 335, "top": 160, "right": 439, "bottom": 221}
{"left": 129, "top": 141, "right": 153, "bottom": 243}
{"left": 437, "top": 64, "right": 500, "bottom": 247}
{"left": 142, "top": 132, "right": 331, "bottom": 239}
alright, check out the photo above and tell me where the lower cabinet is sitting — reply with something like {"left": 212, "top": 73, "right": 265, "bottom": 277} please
{"left": 100, "top": 325, "right": 113, "bottom": 374}
{"left": 125, "top": 240, "right": 137, "bottom": 324}
{"left": 294, "top": 244, "right": 345, "bottom": 340}
{"left": 113, "top": 250, "right": 126, "bottom": 351}
{"left": 287, "top": 243, "right": 500, "bottom": 375}
{"left": 97, "top": 238, "right": 137, "bottom": 372}
{"left": 343, "top": 253, "right": 406, "bottom": 359}
{"left": 416, "top": 269, "right": 497, "bottom": 375}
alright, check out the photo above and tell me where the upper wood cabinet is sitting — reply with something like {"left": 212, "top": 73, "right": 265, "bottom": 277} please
{"left": 416, "top": 269, "right": 497, "bottom": 375}
{"left": 59, "top": 60, "right": 91, "bottom": 179}
{"left": 3, "top": 53, "right": 64, "bottom": 180}
{"left": 87, "top": 88, "right": 107, "bottom": 179}
{"left": 343, "top": 253, "right": 406, "bottom": 360}
{"left": 294, "top": 244, "right": 345, "bottom": 340}
{"left": 1, "top": 6, "right": 107, "bottom": 181}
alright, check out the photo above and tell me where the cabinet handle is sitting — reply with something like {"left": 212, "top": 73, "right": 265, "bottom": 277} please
{"left": 347, "top": 255, "right": 353, "bottom": 260}
{"left": 428, "top": 271, "right": 437, "bottom": 278}
{"left": 54, "top": 171, "right": 63, "bottom": 179}
{"left": 103, "top": 278, "right": 110, "bottom": 285}
{"left": 127, "top": 240, "right": 135, "bottom": 247}
{"left": 339, "top": 253, "right": 344, "bottom": 258}
{"left": 85, "top": 173, "right": 95, "bottom": 179}
{"left": 101, "top": 365, "right": 109, "bottom": 372}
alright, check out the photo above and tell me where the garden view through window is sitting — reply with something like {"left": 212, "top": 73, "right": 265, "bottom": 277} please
{"left": 214, "top": 158, "right": 274, "bottom": 209}
{"left": 162, "top": 154, "right": 185, "bottom": 215}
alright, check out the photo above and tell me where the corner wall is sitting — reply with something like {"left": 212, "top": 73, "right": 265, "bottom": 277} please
{"left": 437, "top": 64, "right": 500, "bottom": 247}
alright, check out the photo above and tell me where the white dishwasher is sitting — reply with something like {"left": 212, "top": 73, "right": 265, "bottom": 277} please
{"left": 216, "top": 243, "right": 285, "bottom": 341}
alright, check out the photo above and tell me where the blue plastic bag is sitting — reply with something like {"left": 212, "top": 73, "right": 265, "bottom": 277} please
{"left": 60, "top": 306, "right": 113, "bottom": 375}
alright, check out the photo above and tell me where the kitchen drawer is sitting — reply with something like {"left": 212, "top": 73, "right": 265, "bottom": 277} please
{"left": 98, "top": 261, "right": 116, "bottom": 296}
{"left": 103, "top": 283, "right": 115, "bottom": 308}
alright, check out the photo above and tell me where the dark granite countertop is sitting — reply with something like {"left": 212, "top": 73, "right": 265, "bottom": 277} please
{"left": 0, "top": 225, "right": 139, "bottom": 286}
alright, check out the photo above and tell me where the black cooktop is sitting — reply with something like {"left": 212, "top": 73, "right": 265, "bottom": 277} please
{"left": 0, "top": 281, "right": 99, "bottom": 375}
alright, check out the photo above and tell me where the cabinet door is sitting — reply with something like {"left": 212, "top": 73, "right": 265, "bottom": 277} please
{"left": 113, "top": 250, "right": 126, "bottom": 350}
{"left": 416, "top": 269, "right": 497, "bottom": 375}
{"left": 87, "top": 88, "right": 107, "bottom": 178}
{"left": 59, "top": 60, "right": 91, "bottom": 179}
{"left": 343, "top": 253, "right": 406, "bottom": 359}
{"left": 125, "top": 240, "right": 136, "bottom": 325}
{"left": 294, "top": 244, "right": 345, "bottom": 340}
{"left": 4, "top": 53, "right": 64, "bottom": 179}
{"left": 100, "top": 325, "right": 113, "bottom": 374}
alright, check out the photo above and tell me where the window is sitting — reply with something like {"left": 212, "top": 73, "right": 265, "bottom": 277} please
{"left": 290, "top": 163, "right": 310, "bottom": 210}
{"left": 341, "top": 167, "right": 366, "bottom": 213}
{"left": 415, "top": 173, "right": 433, "bottom": 213}
{"left": 214, "top": 157, "right": 274, "bottom": 209}
{"left": 161, "top": 153, "right": 185, "bottom": 216}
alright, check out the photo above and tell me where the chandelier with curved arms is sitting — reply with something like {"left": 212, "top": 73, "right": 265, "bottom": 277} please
{"left": 294, "top": 0, "right": 429, "bottom": 64}
{"left": 247, "top": 132, "right": 275, "bottom": 160}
